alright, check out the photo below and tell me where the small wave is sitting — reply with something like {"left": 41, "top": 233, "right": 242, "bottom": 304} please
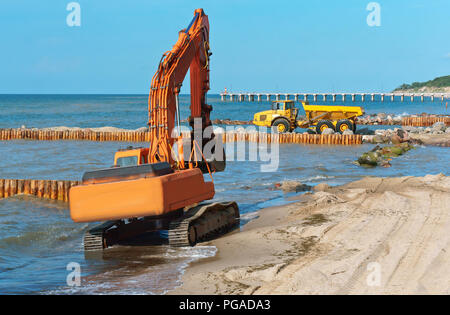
{"left": 302, "top": 175, "right": 334, "bottom": 182}
{"left": 44, "top": 245, "right": 218, "bottom": 295}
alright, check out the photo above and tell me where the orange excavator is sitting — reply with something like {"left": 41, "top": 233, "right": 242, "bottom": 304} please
{"left": 69, "top": 9, "right": 239, "bottom": 251}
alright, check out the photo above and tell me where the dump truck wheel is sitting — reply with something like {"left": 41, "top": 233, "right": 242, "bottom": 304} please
{"left": 336, "top": 119, "right": 354, "bottom": 134}
{"left": 316, "top": 120, "right": 334, "bottom": 134}
{"left": 272, "top": 118, "right": 290, "bottom": 133}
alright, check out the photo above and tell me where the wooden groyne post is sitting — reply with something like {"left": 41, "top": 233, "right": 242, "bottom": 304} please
{"left": 401, "top": 116, "right": 450, "bottom": 127}
{"left": 0, "top": 179, "right": 80, "bottom": 202}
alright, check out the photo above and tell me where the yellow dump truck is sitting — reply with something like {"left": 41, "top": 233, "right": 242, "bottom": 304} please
{"left": 253, "top": 100, "right": 365, "bottom": 134}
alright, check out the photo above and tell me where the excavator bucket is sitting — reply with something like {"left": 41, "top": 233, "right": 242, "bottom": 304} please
{"left": 69, "top": 162, "right": 215, "bottom": 223}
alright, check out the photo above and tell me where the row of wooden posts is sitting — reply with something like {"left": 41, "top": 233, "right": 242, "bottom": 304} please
{"left": 401, "top": 116, "right": 450, "bottom": 127}
{"left": 0, "top": 179, "right": 80, "bottom": 202}
{"left": 223, "top": 132, "right": 363, "bottom": 145}
{"left": 0, "top": 129, "right": 362, "bottom": 145}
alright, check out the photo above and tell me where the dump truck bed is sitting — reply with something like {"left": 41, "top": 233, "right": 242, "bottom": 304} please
{"left": 303, "top": 104, "right": 364, "bottom": 117}
{"left": 297, "top": 104, "right": 364, "bottom": 128}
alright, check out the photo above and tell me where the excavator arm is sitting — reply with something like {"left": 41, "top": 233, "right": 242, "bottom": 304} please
{"left": 149, "top": 9, "right": 214, "bottom": 168}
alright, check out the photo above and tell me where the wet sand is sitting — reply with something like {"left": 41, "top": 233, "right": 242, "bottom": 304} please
{"left": 170, "top": 174, "right": 450, "bottom": 295}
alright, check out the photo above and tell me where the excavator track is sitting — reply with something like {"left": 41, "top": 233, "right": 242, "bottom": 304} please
{"left": 82, "top": 202, "right": 239, "bottom": 250}
{"left": 83, "top": 230, "right": 104, "bottom": 251}
{"left": 168, "top": 201, "right": 240, "bottom": 247}
{"left": 83, "top": 220, "right": 119, "bottom": 251}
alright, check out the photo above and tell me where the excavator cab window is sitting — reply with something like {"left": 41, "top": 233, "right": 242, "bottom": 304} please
{"left": 116, "top": 156, "right": 138, "bottom": 167}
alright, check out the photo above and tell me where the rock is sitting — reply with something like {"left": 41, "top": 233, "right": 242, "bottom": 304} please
{"left": 390, "top": 146, "right": 404, "bottom": 156}
{"left": 432, "top": 122, "right": 446, "bottom": 132}
{"left": 321, "top": 128, "right": 334, "bottom": 135}
{"left": 391, "top": 135, "right": 401, "bottom": 144}
{"left": 396, "top": 129, "right": 409, "bottom": 142}
{"left": 342, "top": 129, "right": 354, "bottom": 135}
{"left": 279, "top": 181, "right": 312, "bottom": 193}
{"left": 399, "top": 142, "right": 414, "bottom": 152}
{"left": 362, "top": 135, "right": 374, "bottom": 143}
{"left": 377, "top": 113, "right": 387, "bottom": 120}
{"left": 373, "top": 135, "right": 385, "bottom": 144}
{"left": 135, "top": 127, "right": 148, "bottom": 132}
{"left": 425, "top": 127, "right": 432, "bottom": 133}
{"left": 370, "top": 145, "right": 382, "bottom": 152}
{"left": 446, "top": 127, "right": 450, "bottom": 134}
{"left": 402, "top": 126, "right": 413, "bottom": 132}
{"left": 356, "top": 143, "right": 415, "bottom": 168}
{"left": 357, "top": 152, "right": 379, "bottom": 167}
{"left": 313, "top": 183, "right": 330, "bottom": 192}
{"left": 405, "top": 126, "right": 419, "bottom": 133}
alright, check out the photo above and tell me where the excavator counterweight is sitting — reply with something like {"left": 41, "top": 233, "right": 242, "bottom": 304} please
{"left": 69, "top": 9, "right": 239, "bottom": 251}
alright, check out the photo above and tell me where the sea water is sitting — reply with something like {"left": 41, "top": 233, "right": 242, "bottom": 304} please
{"left": 0, "top": 95, "right": 448, "bottom": 294}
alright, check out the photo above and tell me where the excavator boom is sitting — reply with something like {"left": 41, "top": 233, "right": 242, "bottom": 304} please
{"left": 149, "top": 8, "right": 214, "bottom": 167}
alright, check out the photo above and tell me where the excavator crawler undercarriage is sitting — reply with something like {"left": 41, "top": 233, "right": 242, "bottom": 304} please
{"left": 83, "top": 202, "right": 239, "bottom": 251}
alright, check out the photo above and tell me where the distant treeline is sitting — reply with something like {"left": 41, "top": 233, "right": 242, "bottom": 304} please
{"left": 394, "top": 75, "right": 450, "bottom": 91}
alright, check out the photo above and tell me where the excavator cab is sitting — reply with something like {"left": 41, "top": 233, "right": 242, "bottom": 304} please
{"left": 114, "top": 147, "right": 149, "bottom": 167}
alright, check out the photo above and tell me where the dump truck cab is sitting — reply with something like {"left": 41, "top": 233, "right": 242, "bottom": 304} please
{"left": 253, "top": 100, "right": 299, "bottom": 133}
{"left": 114, "top": 147, "right": 149, "bottom": 167}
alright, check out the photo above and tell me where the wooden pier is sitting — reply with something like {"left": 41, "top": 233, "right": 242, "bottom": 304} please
{"left": 220, "top": 92, "right": 450, "bottom": 103}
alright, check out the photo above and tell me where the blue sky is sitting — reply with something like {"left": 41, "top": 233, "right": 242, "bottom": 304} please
{"left": 0, "top": 0, "right": 449, "bottom": 94}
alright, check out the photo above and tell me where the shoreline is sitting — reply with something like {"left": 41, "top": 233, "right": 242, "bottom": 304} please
{"left": 170, "top": 174, "right": 450, "bottom": 295}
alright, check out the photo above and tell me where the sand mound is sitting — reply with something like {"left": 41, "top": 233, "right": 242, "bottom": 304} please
{"left": 172, "top": 174, "right": 450, "bottom": 295}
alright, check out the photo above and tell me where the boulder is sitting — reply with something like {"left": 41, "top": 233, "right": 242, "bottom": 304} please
{"left": 391, "top": 135, "right": 401, "bottom": 144}
{"left": 313, "top": 183, "right": 330, "bottom": 192}
{"left": 357, "top": 152, "right": 380, "bottom": 166}
{"left": 432, "top": 122, "right": 446, "bottom": 132}
{"left": 321, "top": 128, "right": 334, "bottom": 135}
{"left": 279, "top": 181, "right": 312, "bottom": 193}
{"left": 373, "top": 135, "right": 385, "bottom": 143}
{"left": 396, "top": 129, "right": 409, "bottom": 142}
{"left": 342, "top": 129, "right": 354, "bottom": 135}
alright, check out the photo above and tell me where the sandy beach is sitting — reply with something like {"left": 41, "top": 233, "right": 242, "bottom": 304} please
{"left": 171, "top": 174, "right": 450, "bottom": 295}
